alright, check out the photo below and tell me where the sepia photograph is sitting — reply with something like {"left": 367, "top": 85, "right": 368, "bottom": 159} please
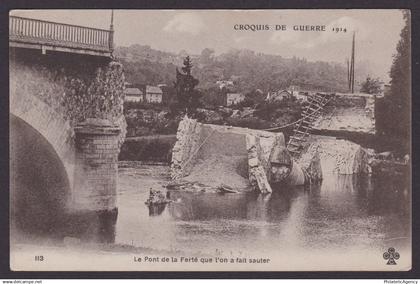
{"left": 9, "top": 9, "right": 411, "bottom": 271}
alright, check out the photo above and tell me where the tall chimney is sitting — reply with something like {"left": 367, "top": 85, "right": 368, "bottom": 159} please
{"left": 346, "top": 57, "right": 350, "bottom": 91}
{"left": 350, "top": 32, "right": 356, "bottom": 93}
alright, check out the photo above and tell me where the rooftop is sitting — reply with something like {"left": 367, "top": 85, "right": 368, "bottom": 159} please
{"left": 146, "top": 86, "right": 163, "bottom": 94}
{"left": 124, "top": 88, "right": 143, "bottom": 96}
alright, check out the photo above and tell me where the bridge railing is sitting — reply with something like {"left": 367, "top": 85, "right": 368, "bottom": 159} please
{"left": 9, "top": 16, "right": 113, "bottom": 54}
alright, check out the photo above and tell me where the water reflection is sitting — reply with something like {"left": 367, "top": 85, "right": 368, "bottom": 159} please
{"left": 12, "top": 208, "right": 118, "bottom": 245}
{"left": 148, "top": 204, "right": 168, "bottom": 216}
{"left": 167, "top": 186, "right": 310, "bottom": 223}
{"left": 166, "top": 175, "right": 378, "bottom": 224}
{"left": 62, "top": 209, "right": 118, "bottom": 243}
{"left": 168, "top": 191, "right": 257, "bottom": 221}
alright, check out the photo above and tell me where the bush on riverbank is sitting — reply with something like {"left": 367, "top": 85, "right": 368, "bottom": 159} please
{"left": 124, "top": 99, "right": 301, "bottom": 137}
{"left": 118, "top": 135, "right": 177, "bottom": 162}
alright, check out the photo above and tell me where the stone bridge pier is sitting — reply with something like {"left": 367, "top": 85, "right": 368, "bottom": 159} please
{"left": 72, "top": 120, "right": 121, "bottom": 212}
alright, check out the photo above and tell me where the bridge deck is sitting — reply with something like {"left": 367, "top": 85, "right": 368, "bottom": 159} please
{"left": 9, "top": 16, "right": 113, "bottom": 57}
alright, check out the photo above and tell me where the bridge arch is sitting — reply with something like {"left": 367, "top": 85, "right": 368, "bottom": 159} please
{"left": 10, "top": 90, "right": 76, "bottom": 192}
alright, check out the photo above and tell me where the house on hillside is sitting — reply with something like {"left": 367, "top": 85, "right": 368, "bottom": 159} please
{"left": 124, "top": 87, "right": 143, "bottom": 102}
{"left": 216, "top": 80, "right": 234, "bottom": 90}
{"left": 145, "top": 85, "right": 163, "bottom": 103}
{"left": 288, "top": 85, "right": 300, "bottom": 96}
{"left": 226, "top": 93, "right": 245, "bottom": 106}
{"left": 266, "top": 90, "right": 292, "bottom": 102}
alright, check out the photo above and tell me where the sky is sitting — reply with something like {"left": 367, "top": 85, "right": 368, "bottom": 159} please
{"left": 11, "top": 9, "right": 406, "bottom": 81}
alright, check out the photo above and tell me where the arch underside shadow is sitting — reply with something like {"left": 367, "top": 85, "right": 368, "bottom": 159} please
{"left": 9, "top": 88, "right": 76, "bottom": 189}
{"left": 10, "top": 114, "right": 71, "bottom": 236}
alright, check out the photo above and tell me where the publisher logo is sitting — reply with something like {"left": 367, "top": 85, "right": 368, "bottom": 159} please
{"left": 383, "top": 247, "right": 400, "bottom": 265}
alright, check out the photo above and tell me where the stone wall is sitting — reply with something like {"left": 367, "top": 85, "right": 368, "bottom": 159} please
{"left": 10, "top": 49, "right": 126, "bottom": 143}
{"left": 331, "top": 94, "right": 367, "bottom": 107}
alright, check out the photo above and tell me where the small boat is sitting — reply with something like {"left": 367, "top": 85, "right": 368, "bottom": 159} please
{"left": 145, "top": 188, "right": 172, "bottom": 206}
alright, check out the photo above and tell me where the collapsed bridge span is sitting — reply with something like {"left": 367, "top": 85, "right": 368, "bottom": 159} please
{"left": 171, "top": 116, "right": 285, "bottom": 192}
{"left": 170, "top": 117, "right": 371, "bottom": 194}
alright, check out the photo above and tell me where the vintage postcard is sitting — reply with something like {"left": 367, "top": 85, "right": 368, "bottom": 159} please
{"left": 9, "top": 9, "right": 411, "bottom": 271}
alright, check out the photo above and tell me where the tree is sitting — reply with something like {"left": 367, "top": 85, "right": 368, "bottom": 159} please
{"left": 240, "top": 90, "right": 267, "bottom": 107}
{"left": 173, "top": 56, "right": 201, "bottom": 113}
{"left": 375, "top": 10, "right": 410, "bottom": 154}
{"left": 200, "top": 48, "right": 215, "bottom": 66}
{"left": 200, "top": 86, "right": 224, "bottom": 109}
{"left": 360, "top": 76, "right": 382, "bottom": 94}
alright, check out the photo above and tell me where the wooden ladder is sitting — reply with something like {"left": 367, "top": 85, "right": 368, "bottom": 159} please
{"left": 286, "top": 93, "right": 335, "bottom": 156}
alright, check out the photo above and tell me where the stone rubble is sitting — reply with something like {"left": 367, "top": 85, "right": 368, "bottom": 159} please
{"left": 301, "top": 136, "right": 371, "bottom": 175}
{"left": 246, "top": 134, "right": 278, "bottom": 194}
{"left": 171, "top": 116, "right": 203, "bottom": 179}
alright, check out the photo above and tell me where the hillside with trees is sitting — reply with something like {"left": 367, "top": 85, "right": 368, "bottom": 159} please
{"left": 115, "top": 45, "right": 362, "bottom": 94}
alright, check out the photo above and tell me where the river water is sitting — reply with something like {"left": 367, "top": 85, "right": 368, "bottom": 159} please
{"left": 115, "top": 164, "right": 410, "bottom": 259}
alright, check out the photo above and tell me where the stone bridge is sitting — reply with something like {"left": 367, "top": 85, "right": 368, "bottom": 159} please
{"left": 9, "top": 15, "right": 126, "bottom": 229}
